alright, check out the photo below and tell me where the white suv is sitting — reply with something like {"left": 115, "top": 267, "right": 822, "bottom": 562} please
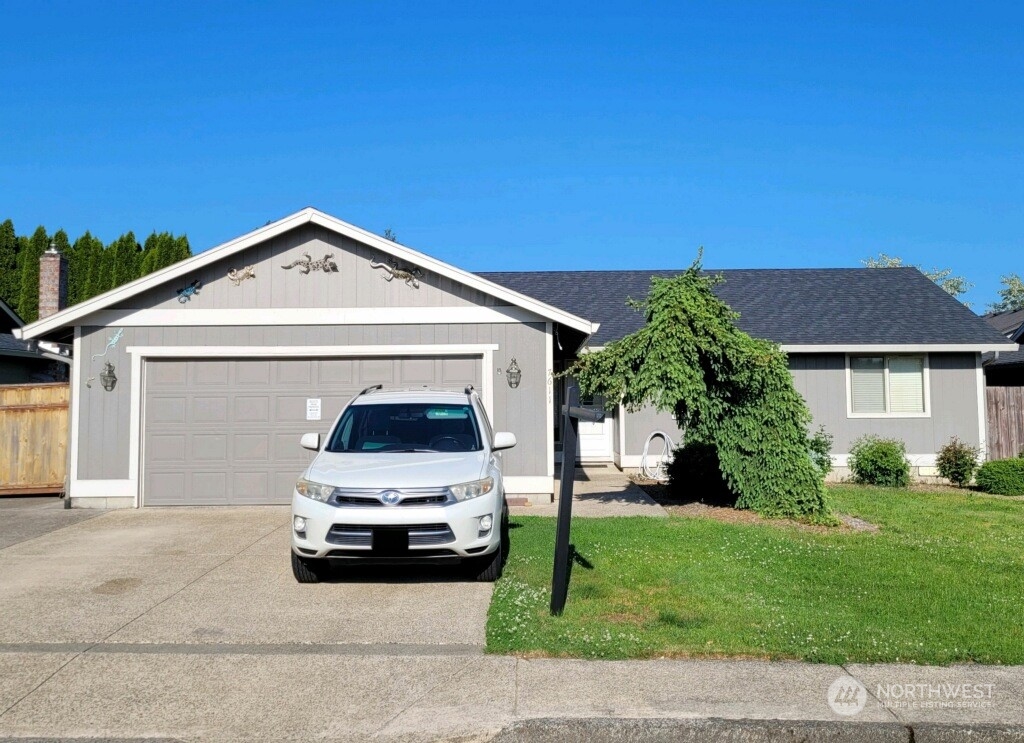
{"left": 290, "top": 385, "right": 515, "bottom": 583}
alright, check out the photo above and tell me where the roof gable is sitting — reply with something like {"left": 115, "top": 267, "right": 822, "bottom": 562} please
{"left": 16, "top": 208, "right": 595, "bottom": 340}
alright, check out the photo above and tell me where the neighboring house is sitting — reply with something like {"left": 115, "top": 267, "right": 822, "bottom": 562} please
{"left": 983, "top": 308, "right": 1024, "bottom": 386}
{"left": 0, "top": 298, "right": 62, "bottom": 383}
{"left": 983, "top": 308, "right": 1024, "bottom": 459}
{"left": 14, "top": 208, "right": 1017, "bottom": 508}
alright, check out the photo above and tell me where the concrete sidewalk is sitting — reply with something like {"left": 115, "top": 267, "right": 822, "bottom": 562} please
{"left": 1, "top": 650, "right": 1021, "bottom": 741}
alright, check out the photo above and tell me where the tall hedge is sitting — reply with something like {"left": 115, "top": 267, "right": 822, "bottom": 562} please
{"left": 568, "top": 259, "right": 832, "bottom": 522}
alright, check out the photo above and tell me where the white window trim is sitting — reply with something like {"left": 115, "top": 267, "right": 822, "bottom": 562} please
{"left": 846, "top": 353, "right": 931, "bottom": 419}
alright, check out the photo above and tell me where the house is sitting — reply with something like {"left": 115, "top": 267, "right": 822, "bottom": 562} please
{"left": 983, "top": 308, "right": 1024, "bottom": 458}
{"left": 14, "top": 208, "right": 1017, "bottom": 507}
{"left": 0, "top": 298, "right": 66, "bottom": 384}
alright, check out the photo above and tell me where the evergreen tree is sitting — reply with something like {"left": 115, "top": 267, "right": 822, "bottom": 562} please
{"left": 70, "top": 231, "right": 102, "bottom": 304}
{"left": 96, "top": 242, "right": 115, "bottom": 295}
{"left": 107, "top": 232, "right": 141, "bottom": 288}
{"left": 17, "top": 226, "right": 50, "bottom": 323}
{"left": 171, "top": 235, "right": 191, "bottom": 265}
{"left": 0, "top": 219, "right": 18, "bottom": 311}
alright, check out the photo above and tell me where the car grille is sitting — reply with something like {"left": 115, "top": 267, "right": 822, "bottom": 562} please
{"left": 330, "top": 487, "right": 451, "bottom": 507}
{"left": 326, "top": 523, "right": 456, "bottom": 548}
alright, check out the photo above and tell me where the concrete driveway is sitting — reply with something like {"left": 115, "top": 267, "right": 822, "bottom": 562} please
{"left": 0, "top": 506, "right": 492, "bottom": 647}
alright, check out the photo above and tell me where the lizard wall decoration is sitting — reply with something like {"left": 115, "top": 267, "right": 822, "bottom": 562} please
{"left": 176, "top": 279, "right": 202, "bottom": 303}
{"left": 281, "top": 253, "right": 339, "bottom": 274}
{"left": 227, "top": 265, "right": 256, "bottom": 285}
{"left": 86, "top": 328, "right": 124, "bottom": 388}
{"left": 370, "top": 256, "right": 423, "bottom": 288}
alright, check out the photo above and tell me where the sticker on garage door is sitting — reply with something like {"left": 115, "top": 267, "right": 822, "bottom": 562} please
{"left": 306, "top": 398, "right": 322, "bottom": 421}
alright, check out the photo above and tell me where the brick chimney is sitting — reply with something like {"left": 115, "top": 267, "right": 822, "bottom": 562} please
{"left": 39, "top": 241, "right": 68, "bottom": 319}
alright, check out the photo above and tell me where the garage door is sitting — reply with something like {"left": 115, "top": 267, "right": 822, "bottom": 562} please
{"left": 142, "top": 356, "right": 482, "bottom": 506}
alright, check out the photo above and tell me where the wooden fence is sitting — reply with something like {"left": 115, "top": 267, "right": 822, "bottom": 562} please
{"left": 0, "top": 383, "right": 69, "bottom": 495}
{"left": 986, "top": 385, "right": 1024, "bottom": 461}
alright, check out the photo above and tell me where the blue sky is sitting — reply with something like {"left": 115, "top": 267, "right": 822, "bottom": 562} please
{"left": 1, "top": 1, "right": 1020, "bottom": 310}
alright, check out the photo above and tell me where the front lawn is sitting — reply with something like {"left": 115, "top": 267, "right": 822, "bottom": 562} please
{"left": 487, "top": 486, "right": 1024, "bottom": 664}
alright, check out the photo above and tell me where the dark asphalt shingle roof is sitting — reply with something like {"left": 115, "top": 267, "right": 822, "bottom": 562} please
{"left": 479, "top": 267, "right": 1014, "bottom": 348}
{"left": 985, "top": 348, "right": 1024, "bottom": 368}
{"left": 984, "top": 308, "right": 1024, "bottom": 341}
{"left": 0, "top": 332, "right": 40, "bottom": 356}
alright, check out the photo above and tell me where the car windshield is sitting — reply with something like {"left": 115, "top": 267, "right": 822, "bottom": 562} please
{"left": 325, "top": 403, "right": 483, "bottom": 453}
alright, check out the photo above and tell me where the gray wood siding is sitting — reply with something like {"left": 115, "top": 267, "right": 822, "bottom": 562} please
{"left": 621, "top": 352, "right": 982, "bottom": 457}
{"left": 623, "top": 405, "right": 685, "bottom": 457}
{"left": 77, "top": 322, "right": 549, "bottom": 481}
{"left": 788, "top": 353, "right": 981, "bottom": 454}
{"left": 114, "top": 225, "right": 501, "bottom": 311}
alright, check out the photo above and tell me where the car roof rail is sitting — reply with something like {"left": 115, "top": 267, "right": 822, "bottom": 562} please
{"left": 464, "top": 384, "right": 475, "bottom": 396}
{"left": 359, "top": 384, "right": 383, "bottom": 396}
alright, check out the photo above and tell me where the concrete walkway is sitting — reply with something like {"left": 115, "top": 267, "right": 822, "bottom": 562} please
{"left": 512, "top": 465, "right": 668, "bottom": 517}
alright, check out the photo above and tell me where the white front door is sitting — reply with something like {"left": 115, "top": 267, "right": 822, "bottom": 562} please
{"left": 577, "top": 395, "right": 613, "bottom": 461}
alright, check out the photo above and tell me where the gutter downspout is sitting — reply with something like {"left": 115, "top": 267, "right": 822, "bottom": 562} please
{"left": 37, "top": 344, "right": 74, "bottom": 508}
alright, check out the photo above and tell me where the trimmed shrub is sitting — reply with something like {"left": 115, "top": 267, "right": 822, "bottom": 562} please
{"left": 666, "top": 441, "right": 736, "bottom": 507}
{"left": 935, "top": 437, "right": 980, "bottom": 488}
{"left": 808, "top": 426, "right": 834, "bottom": 478}
{"left": 975, "top": 459, "right": 1024, "bottom": 496}
{"left": 848, "top": 435, "right": 910, "bottom": 488}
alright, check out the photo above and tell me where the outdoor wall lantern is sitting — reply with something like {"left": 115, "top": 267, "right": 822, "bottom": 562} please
{"left": 99, "top": 362, "right": 118, "bottom": 392}
{"left": 505, "top": 358, "right": 522, "bottom": 389}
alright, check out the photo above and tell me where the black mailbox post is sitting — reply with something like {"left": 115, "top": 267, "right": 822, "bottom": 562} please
{"left": 550, "top": 384, "right": 604, "bottom": 615}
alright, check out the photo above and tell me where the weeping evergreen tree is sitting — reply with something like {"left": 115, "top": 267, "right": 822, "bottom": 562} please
{"left": 0, "top": 220, "right": 18, "bottom": 311}
{"left": 568, "top": 257, "right": 833, "bottom": 522}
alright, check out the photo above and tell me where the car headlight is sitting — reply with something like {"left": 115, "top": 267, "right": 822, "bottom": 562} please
{"left": 448, "top": 477, "right": 494, "bottom": 502}
{"left": 295, "top": 478, "right": 335, "bottom": 502}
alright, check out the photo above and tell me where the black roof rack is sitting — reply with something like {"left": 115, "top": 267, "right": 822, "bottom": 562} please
{"left": 359, "top": 384, "right": 383, "bottom": 396}
{"left": 464, "top": 385, "right": 475, "bottom": 395}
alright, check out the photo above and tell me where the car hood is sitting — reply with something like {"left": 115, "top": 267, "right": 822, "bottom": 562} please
{"left": 304, "top": 450, "right": 489, "bottom": 490}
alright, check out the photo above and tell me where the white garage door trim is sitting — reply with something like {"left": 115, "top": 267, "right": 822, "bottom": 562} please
{"left": 118, "top": 344, "right": 497, "bottom": 507}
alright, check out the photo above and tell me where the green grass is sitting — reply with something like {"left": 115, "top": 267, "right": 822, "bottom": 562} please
{"left": 486, "top": 486, "right": 1024, "bottom": 664}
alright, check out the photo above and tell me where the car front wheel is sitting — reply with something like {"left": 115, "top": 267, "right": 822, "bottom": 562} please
{"left": 467, "top": 507, "right": 509, "bottom": 582}
{"left": 291, "top": 551, "right": 326, "bottom": 583}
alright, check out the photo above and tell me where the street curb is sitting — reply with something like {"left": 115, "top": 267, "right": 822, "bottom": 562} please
{"left": 489, "top": 717, "right": 1024, "bottom": 742}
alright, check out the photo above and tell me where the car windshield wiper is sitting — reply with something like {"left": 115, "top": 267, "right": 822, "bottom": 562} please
{"left": 391, "top": 448, "right": 439, "bottom": 453}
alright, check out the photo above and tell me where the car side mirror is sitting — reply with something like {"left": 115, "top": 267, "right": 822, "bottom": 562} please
{"left": 300, "top": 433, "right": 321, "bottom": 451}
{"left": 492, "top": 431, "right": 517, "bottom": 451}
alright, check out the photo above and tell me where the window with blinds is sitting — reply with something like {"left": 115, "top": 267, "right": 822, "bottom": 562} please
{"left": 850, "top": 357, "right": 885, "bottom": 413}
{"left": 849, "top": 355, "right": 926, "bottom": 415}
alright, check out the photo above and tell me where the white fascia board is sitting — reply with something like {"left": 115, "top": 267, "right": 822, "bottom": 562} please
{"left": 781, "top": 343, "right": 1018, "bottom": 353}
{"left": 87, "top": 306, "right": 545, "bottom": 328}
{"left": 18, "top": 207, "right": 596, "bottom": 340}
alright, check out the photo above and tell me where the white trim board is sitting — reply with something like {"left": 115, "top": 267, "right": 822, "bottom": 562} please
{"left": 503, "top": 476, "right": 554, "bottom": 495}
{"left": 87, "top": 306, "right": 544, "bottom": 328}
{"left": 16, "top": 207, "right": 597, "bottom": 340}
{"left": 831, "top": 454, "right": 939, "bottom": 467}
{"left": 69, "top": 479, "right": 135, "bottom": 499}
{"left": 976, "top": 355, "right": 988, "bottom": 459}
{"left": 124, "top": 344, "right": 498, "bottom": 507}
{"left": 783, "top": 343, "right": 1015, "bottom": 353}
